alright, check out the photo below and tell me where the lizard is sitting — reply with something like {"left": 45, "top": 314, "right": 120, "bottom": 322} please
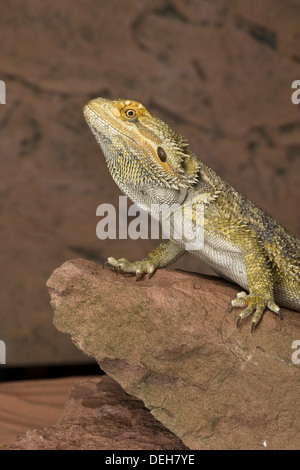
{"left": 83, "top": 97, "right": 300, "bottom": 331}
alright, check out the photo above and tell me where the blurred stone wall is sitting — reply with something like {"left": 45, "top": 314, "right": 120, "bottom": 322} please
{"left": 0, "top": 0, "right": 299, "bottom": 365}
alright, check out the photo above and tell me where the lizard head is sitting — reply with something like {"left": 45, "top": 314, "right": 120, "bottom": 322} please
{"left": 83, "top": 97, "right": 200, "bottom": 209}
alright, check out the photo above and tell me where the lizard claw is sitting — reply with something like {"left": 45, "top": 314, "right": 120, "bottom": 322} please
{"left": 103, "top": 258, "right": 123, "bottom": 275}
{"left": 229, "top": 291, "right": 281, "bottom": 331}
{"left": 103, "top": 259, "right": 109, "bottom": 269}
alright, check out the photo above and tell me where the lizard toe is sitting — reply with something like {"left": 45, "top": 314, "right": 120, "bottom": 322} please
{"left": 228, "top": 291, "right": 248, "bottom": 312}
{"left": 267, "top": 300, "right": 282, "bottom": 319}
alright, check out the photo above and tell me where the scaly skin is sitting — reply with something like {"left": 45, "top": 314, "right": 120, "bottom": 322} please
{"left": 83, "top": 97, "right": 300, "bottom": 331}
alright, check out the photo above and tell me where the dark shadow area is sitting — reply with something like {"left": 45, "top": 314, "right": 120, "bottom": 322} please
{"left": 0, "top": 363, "right": 103, "bottom": 382}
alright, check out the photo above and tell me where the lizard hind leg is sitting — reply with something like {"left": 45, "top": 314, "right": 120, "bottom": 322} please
{"left": 228, "top": 291, "right": 282, "bottom": 332}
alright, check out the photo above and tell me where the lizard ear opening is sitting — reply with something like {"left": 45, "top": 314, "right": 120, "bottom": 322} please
{"left": 157, "top": 146, "right": 167, "bottom": 162}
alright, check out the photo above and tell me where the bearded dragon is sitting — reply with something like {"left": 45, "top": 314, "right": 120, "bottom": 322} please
{"left": 83, "top": 97, "right": 300, "bottom": 331}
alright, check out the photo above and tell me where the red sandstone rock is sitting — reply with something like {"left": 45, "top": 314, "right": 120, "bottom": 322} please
{"left": 46, "top": 258, "right": 300, "bottom": 450}
{"left": 13, "top": 375, "right": 187, "bottom": 450}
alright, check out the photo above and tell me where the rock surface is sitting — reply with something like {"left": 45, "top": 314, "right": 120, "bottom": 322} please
{"left": 47, "top": 258, "right": 300, "bottom": 450}
{"left": 13, "top": 375, "right": 187, "bottom": 450}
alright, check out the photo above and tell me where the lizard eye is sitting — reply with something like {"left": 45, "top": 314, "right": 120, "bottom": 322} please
{"left": 157, "top": 146, "right": 167, "bottom": 162}
{"left": 125, "top": 108, "right": 136, "bottom": 119}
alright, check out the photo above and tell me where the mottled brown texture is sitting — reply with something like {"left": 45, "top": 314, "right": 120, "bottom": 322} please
{"left": 47, "top": 258, "right": 300, "bottom": 450}
{"left": 13, "top": 375, "right": 187, "bottom": 450}
{"left": 0, "top": 0, "right": 299, "bottom": 365}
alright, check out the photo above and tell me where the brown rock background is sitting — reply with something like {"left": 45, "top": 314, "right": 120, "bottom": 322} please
{"left": 0, "top": 0, "right": 300, "bottom": 366}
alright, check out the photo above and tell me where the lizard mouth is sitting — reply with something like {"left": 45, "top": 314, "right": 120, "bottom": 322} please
{"left": 84, "top": 103, "right": 137, "bottom": 144}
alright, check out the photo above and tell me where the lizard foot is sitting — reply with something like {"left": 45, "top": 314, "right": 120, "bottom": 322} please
{"left": 228, "top": 291, "right": 282, "bottom": 332}
{"left": 104, "top": 257, "right": 156, "bottom": 280}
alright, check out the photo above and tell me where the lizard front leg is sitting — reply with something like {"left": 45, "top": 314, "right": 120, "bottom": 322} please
{"left": 104, "top": 239, "right": 186, "bottom": 280}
